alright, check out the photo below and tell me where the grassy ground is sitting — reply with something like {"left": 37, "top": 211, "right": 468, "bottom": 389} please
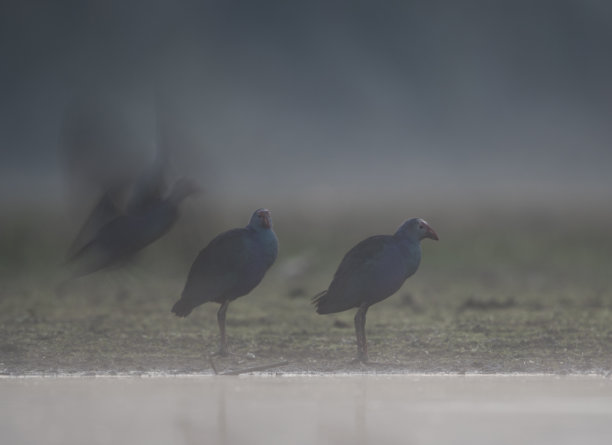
{"left": 1, "top": 204, "right": 612, "bottom": 375}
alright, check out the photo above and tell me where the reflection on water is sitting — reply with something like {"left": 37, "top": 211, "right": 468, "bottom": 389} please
{"left": 1, "top": 375, "right": 612, "bottom": 445}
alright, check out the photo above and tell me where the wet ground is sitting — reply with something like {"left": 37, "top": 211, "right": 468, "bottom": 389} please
{"left": 2, "top": 375, "right": 612, "bottom": 445}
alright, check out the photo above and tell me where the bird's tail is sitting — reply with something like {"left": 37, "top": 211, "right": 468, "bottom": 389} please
{"left": 171, "top": 297, "right": 194, "bottom": 317}
{"left": 312, "top": 290, "right": 331, "bottom": 314}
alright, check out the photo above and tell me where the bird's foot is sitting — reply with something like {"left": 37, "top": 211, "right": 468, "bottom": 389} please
{"left": 212, "top": 347, "right": 239, "bottom": 358}
{"left": 351, "top": 355, "right": 370, "bottom": 365}
{"left": 208, "top": 349, "right": 232, "bottom": 374}
{"left": 212, "top": 349, "right": 230, "bottom": 357}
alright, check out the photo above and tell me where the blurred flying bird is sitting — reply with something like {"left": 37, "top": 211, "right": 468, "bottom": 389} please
{"left": 66, "top": 178, "right": 199, "bottom": 278}
{"left": 172, "top": 209, "right": 278, "bottom": 356}
{"left": 314, "top": 218, "right": 438, "bottom": 363}
{"left": 65, "top": 154, "right": 168, "bottom": 260}
{"left": 63, "top": 95, "right": 171, "bottom": 259}
{"left": 60, "top": 95, "right": 147, "bottom": 196}
{"left": 65, "top": 188, "right": 125, "bottom": 260}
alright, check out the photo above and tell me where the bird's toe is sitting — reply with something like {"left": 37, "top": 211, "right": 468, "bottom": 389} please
{"left": 211, "top": 347, "right": 228, "bottom": 357}
{"left": 350, "top": 356, "right": 370, "bottom": 365}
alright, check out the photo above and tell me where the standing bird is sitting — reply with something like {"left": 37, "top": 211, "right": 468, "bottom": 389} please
{"left": 66, "top": 178, "right": 199, "bottom": 278}
{"left": 172, "top": 209, "right": 278, "bottom": 356}
{"left": 314, "top": 218, "right": 438, "bottom": 363}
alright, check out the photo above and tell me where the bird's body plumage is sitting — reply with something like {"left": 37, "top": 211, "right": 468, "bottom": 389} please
{"left": 173, "top": 225, "right": 278, "bottom": 315}
{"left": 68, "top": 203, "right": 178, "bottom": 275}
{"left": 314, "top": 217, "right": 438, "bottom": 362}
{"left": 66, "top": 179, "right": 197, "bottom": 278}
{"left": 314, "top": 234, "right": 421, "bottom": 314}
{"left": 171, "top": 209, "right": 278, "bottom": 356}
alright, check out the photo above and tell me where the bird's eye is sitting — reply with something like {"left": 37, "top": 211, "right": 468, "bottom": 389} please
{"left": 419, "top": 224, "right": 424, "bottom": 229}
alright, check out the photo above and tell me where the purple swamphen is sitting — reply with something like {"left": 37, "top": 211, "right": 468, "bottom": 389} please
{"left": 314, "top": 218, "right": 438, "bottom": 363}
{"left": 172, "top": 209, "right": 278, "bottom": 356}
{"left": 66, "top": 178, "right": 199, "bottom": 278}
{"left": 65, "top": 155, "right": 167, "bottom": 261}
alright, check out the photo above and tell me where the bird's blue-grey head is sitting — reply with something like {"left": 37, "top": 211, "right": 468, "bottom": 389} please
{"left": 395, "top": 218, "right": 439, "bottom": 241}
{"left": 248, "top": 208, "right": 273, "bottom": 230}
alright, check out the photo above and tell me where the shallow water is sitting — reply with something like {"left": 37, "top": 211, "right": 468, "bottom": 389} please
{"left": 1, "top": 375, "right": 612, "bottom": 445}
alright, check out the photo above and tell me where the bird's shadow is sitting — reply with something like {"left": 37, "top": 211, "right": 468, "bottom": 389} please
{"left": 208, "top": 354, "right": 289, "bottom": 375}
{"left": 348, "top": 358, "right": 407, "bottom": 369}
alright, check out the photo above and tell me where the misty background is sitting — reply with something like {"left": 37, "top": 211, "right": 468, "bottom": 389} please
{"left": 1, "top": 0, "right": 611, "bottom": 228}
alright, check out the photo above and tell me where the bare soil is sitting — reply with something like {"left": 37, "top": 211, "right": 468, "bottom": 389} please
{"left": 1, "top": 210, "right": 612, "bottom": 376}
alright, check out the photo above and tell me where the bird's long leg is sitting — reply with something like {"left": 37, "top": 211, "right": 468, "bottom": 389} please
{"left": 354, "top": 303, "right": 369, "bottom": 363}
{"left": 217, "top": 300, "right": 230, "bottom": 356}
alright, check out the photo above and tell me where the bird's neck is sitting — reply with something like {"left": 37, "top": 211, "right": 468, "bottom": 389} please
{"left": 395, "top": 235, "right": 421, "bottom": 255}
{"left": 247, "top": 225, "right": 273, "bottom": 237}
{"left": 394, "top": 231, "right": 420, "bottom": 244}
{"left": 248, "top": 226, "right": 278, "bottom": 262}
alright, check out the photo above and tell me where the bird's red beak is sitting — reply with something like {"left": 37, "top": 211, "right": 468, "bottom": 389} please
{"left": 425, "top": 225, "right": 439, "bottom": 241}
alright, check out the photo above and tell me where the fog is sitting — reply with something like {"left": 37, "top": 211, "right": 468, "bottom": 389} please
{"left": 1, "top": 0, "right": 611, "bottom": 214}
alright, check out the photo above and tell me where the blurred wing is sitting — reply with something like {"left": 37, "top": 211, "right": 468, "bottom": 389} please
{"left": 125, "top": 100, "right": 170, "bottom": 214}
{"left": 67, "top": 203, "right": 178, "bottom": 277}
{"left": 66, "top": 214, "right": 142, "bottom": 275}
{"left": 66, "top": 192, "right": 121, "bottom": 259}
{"left": 125, "top": 159, "right": 166, "bottom": 215}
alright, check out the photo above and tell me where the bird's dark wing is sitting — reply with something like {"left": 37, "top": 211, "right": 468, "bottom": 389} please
{"left": 332, "top": 236, "right": 392, "bottom": 282}
{"left": 315, "top": 235, "right": 407, "bottom": 313}
{"left": 181, "top": 228, "right": 251, "bottom": 303}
